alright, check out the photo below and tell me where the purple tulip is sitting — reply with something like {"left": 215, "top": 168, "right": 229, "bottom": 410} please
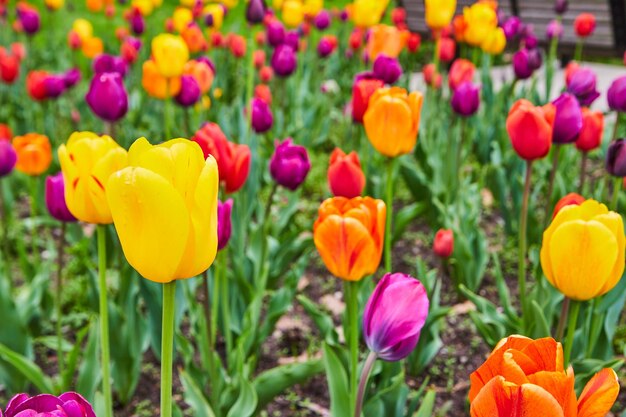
{"left": 93, "top": 54, "right": 128, "bottom": 77}
{"left": 555, "top": 0, "right": 568, "bottom": 14}
{"left": 546, "top": 19, "right": 563, "bottom": 40}
{"left": 130, "top": 12, "right": 145, "bottom": 35}
{"left": 271, "top": 44, "right": 297, "bottom": 77}
{"left": 44, "top": 75, "right": 66, "bottom": 98}
{"left": 18, "top": 7, "right": 40, "bottom": 35}
{"left": 267, "top": 21, "right": 286, "bottom": 47}
{"left": 63, "top": 68, "right": 81, "bottom": 88}
{"left": 451, "top": 81, "right": 480, "bottom": 117}
{"left": 269, "top": 138, "right": 311, "bottom": 190}
{"left": 372, "top": 54, "right": 402, "bottom": 85}
{"left": 85, "top": 72, "right": 128, "bottom": 122}
{"left": 284, "top": 30, "right": 300, "bottom": 50}
{"left": 175, "top": 75, "right": 201, "bottom": 107}
{"left": 551, "top": 93, "right": 583, "bottom": 144}
{"left": 607, "top": 76, "right": 626, "bottom": 112}
{"left": 362, "top": 273, "right": 429, "bottom": 362}
{"left": 512, "top": 49, "right": 534, "bottom": 80}
{"left": 567, "top": 68, "right": 600, "bottom": 106}
{"left": 246, "top": 0, "right": 265, "bottom": 24}
{"left": 0, "top": 141, "right": 17, "bottom": 177}
{"left": 251, "top": 97, "right": 273, "bottom": 133}
{"left": 314, "top": 10, "right": 331, "bottom": 30}
{"left": 217, "top": 198, "right": 233, "bottom": 250}
{"left": 339, "top": 10, "right": 349, "bottom": 22}
{"left": 3, "top": 392, "right": 96, "bottom": 417}
{"left": 606, "top": 139, "right": 626, "bottom": 176}
{"left": 126, "top": 36, "right": 142, "bottom": 52}
{"left": 45, "top": 173, "right": 76, "bottom": 222}
{"left": 317, "top": 38, "right": 334, "bottom": 58}
{"left": 501, "top": 17, "right": 521, "bottom": 41}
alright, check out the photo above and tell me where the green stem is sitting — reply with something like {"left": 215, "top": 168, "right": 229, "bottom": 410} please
{"left": 574, "top": 39, "right": 584, "bottom": 62}
{"left": 30, "top": 176, "right": 39, "bottom": 265}
{"left": 245, "top": 30, "right": 256, "bottom": 143}
{"left": 612, "top": 112, "right": 621, "bottom": 140}
{"left": 579, "top": 152, "right": 588, "bottom": 194}
{"left": 219, "top": 250, "right": 232, "bottom": 367}
{"left": 563, "top": 300, "right": 581, "bottom": 366}
{"left": 544, "top": 146, "right": 561, "bottom": 226}
{"left": 456, "top": 118, "right": 465, "bottom": 193}
{"left": 97, "top": 225, "right": 113, "bottom": 417}
{"left": 432, "top": 34, "right": 440, "bottom": 74}
{"left": 585, "top": 297, "right": 602, "bottom": 357}
{"left": 518, "top": 161, "right": 533, "bottom": 326}
{"left": 161, "top": 281, "right": 177, "bottom": 417}
{"left": 201, "top": 270, "right": 220, "bottom": 412}
{"left": 555, "top": 297, "right": 569, "bottom": 342}
{"left": 384, "top": 158, "right": 395, "bottom": 272}
{"left": 164, "top": 93, "right": 172, "bottom": 140}
{"left": 354, "top": 351, "right": 377, "bottom": 417}
{"left": 211, "top": 266, "right": 219, "bottom": 349}
{"left": 56, "top": 222, "right": 66, "bottom": 378}
{"left": 611, "top": 178, "right": 621, "bottom": 211}
{"left": 344, "top": 281, "right": 360, "bottom": 417}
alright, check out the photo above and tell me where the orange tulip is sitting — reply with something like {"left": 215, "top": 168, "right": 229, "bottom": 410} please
{"left": 313, "top": 197, "right": 385, "bottom": 281}
{"left": 469, "top": 335, "right": 619, "bottom": 417}
{"left": 184, "top": 60, "right": 214, "bottom": 94}
{"left": 366, "top": 24, "right": 408, "bottom": 60}
{"left": 81, "top": 37, "right": 104, "bottom": 59}
{"left": 364, "top": 87, "right": 423, "bottom": 157}
{"left": 13, "top": 133, "right": 52, "bottom": 176}
{"left": 142, "top": 59, "right": 181, "bottom": 99}
{"left": 182, "top": 24, "right": 207, "bottom": 53}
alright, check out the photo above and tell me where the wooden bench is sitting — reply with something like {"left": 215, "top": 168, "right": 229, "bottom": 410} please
{"left": 404, "top": 0, "right": 625, "bottom": 56}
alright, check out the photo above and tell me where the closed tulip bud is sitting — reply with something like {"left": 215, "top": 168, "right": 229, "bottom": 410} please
{"left": 481, "top": 27, "right": 506, "bottom": 55}
{"left": 451, "top": 81, "right": 480, "bottom": 117}
{"left": 362, "top": 273, "right": 429, "bottom": 361}
{"left": 63, "top": 68, "right": 81, "bottom": 88}
{"left": 282, "top": 0, "right": 304, "bottom": 27}
{"left": 314, "top": 196, "right": 385, "bottom": 281}
{"left": 86, "top": 72, "right": 128, "bottom": 122}
{"left": 184, "top": 60, "right": 214, "bottom": 95}
{"left": 255, "top": 31, "right": 266, "bottom": 46}
{"left": 228, "top": 34, "right": 247, "bottom": 58}
{"left": 0, "top": 141, "right": 17, "bottom": 177}
{"left": 606, "top": 139, "right": 626, "bottom": 177}
{"left": 17, "top": 6, "right": 40, "bottom": 35}
{"left": 541, "top": 200, "right": 624, "bottom": 300}
{"left": 172, "top": 7, "right": 193, "bottom": 33}
{"left": 423, "top": 63, "right": 442, "bottom": 88}
{"left": 26, "top": 71, "right": 48, "bottom": 101}
{"left": 255, "top": 84, "right": 272, "bottom": 104}
{"left": 349, "top": 30, "right": 363, "bottom": 50}
{"left": 0, "top": 124, "right": 12, "bottom": 141}
{"left": 13, "top": 133, "right": 52, "bottom": 176}
{"left": 407, "top": 32, "right": 421, "bottom": 53}
{"left": 246, "top": 0, "right": 265, "bottom": 24}
{"left": 545, "top": 93, "right": 583, "bottom": 144}
{"left": 372, "top": 54, "right": 402, "bottom": 84}
{"left": 250, "top": 97, "right": 273, "bottom": 133}
{"left": 152, "top": 34, "right": 189, "bottom": 78}
{"left": 260, "top": 65, "right": 274, "bottom": 82}
{"left": 352, "top": 0, "right": 387, "bottom": 28}
{"left": 352, "top": 72, "right": 384, "bottom": 123}
{"left": 314, "top": 10, "right": 330, "bottom": 30}
{"left": 44, "top": 75, "right": 66, "bottom": 98}
{"left": 506, "top": 99, "right": 553, "bottom": 161}
{"left": 72, "top": 19, "right": 93, "bottom": 41}
{"left": 45, "top": 173, "right": 76, "bottom": 222}
{"left": 607, "top": 76, "right": 626, "bottom": 112}
{"left": 502, "top": 16, "right": 520, "bottom": 41}
{"left": 270, "top": 138, "right": 311, "bottom": 190}
{"left": 327, "top": 148, "right": 365, "bottom": 198}
{"left": 438, "top": 37, "right": 456, "bottom": 62}
{"left": 267, "top": 21, "right": 286, "bottom": 47}
{"left": 546, "top": 19, "right": 563, "bottom": 40}
{"left": 175, "top": 75, "right": 201, "bottom": 107}
{"left": 107, "top": 138, "right": 218, "bottom": 283}
{"left": 424, "top": 0, "right": 456, "bottom": 31}
{"left": 567, "top": 68, "right": 599, "bottom": 106}
{"left": 555, "top": 0, "right": 568, "bottom": 14}
{"left": 552, "top": 192, "right": 585, "bottom": 219}
{"left": 271, "top": 44, "right": 297, "bottom": 77}
{"left": 364, "top": 87, "right": 423, "bottom": 157}
{"left": 513, "top": 48, "right": 541, "bottom": 80}
{"left": 284, "top": 30, "right": 300, "bottom": 50}
{"left": 81, "top": 37, "right": 104, "bottom": 59}
{"left": 575, "top": 108, "right": 603, "bottom": 152}
{"left": 433, "top": 228, "right": 453, "bottom": 257}
{"left": 130, "top": 12, "right": 145, "bottom": 35}
{"left": 217, "top": 198, "right": 233, "bottom": 250}
{"left": 0, "top": 55, "right": 20, "bottom": 84}
{"left": 93, "top": 53, "right": 128, "bottom": 77}
{"left": 3, "top": 392, "right": 97, "bottom": 417}
{"left": 448, "top": 58, "right": 475, "bottom": 91}
{"left": 574, "top": 13, "right": 595, "bottom": 38}
{"left": 142, "top": 60, "right": 181, "bottom": 99}
{"left": 253, "top": 50, "right": 266, "bottom": 69}
{"left": 391, "top": 7, "right": 406, "bottom": 26}
{"left": 192, "top": 122, "right": 251, "bottom": 193}
{"left": 58, "top": 132, "right": 128, "bottom": 224}
{"left": 317, "top": 37, "right": 334, "bottom": 58}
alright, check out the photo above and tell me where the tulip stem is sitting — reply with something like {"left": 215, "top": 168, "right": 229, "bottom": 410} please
{"left": 612, "top": 112, "right": 621, "bottom": 140}
{"left": 30, "top": 176, "right": 39, "bottom": 265}
{"left": 161, "top": 281, "right": 176, "bottom": 417}
{"left": 354, "top": 351, "right": 377, "bottom": 417}
{"left": 456, "top": 118, "right": 466, "bottom": 194}
{"left": 432, "top": 34, "right": 440, "bottom": 75}
{"left": 384, "top": 158, "right": 395, "bottom": 272}
{"left": 585, "top": 297, "right": 603, "bottom": 357}
{"left": 344, "top": 280, "right": 360, "bottom": 417}
{"left": 518, "top": 160, "right": 533, "bottom": 327}
{"left": 611, "top": 178, "right": 621, "bottom": 211}
{"left": 544, "top": 146, "right": 561, "bottom": 226}
{"left": 164, "top": 94, "right": 173, "bottom": 140}
{"left": 579, "top": 152, "right": 588, "bottom": 193}
{"left": 219, "top": 249, "right": 232, "bottom": 367}
{"left": 574, "top": 39, "right": 584, "bottom": 62}
{"left": 555, "top": 297, "right": 569, "bottom": 342}
{"left": 56, "top": 222, "right": 66, "bottom": 379}
{"left": 563, "top": 299, "right": 580, "bottom": 366}
{"left": 245, "top": 30, "right": 255, "bottom": 143}
{"left": 97, "top": 225, "right": 113, "bottom": 417}
{"left": 201, "top": 270, "right": 220, "bottom": 411}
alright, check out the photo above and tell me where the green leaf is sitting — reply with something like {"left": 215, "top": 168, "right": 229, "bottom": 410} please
{"left": 413, "top": 390, "right": 436, "bottom": 417}
{"left": 226, "top": 378, "right": 258, "bottom": 417}
{"left": 297, "top": 295, "right": 340, "bottom": 346}
{"left": 322, "top": 343, "right": 350, "bottom": 417}
{"left": 529, "top": 300, "right": 551, "bottom": 338}
{"left": 180, "top": 369, "right": 216, "bottom": 417}
{"left": 77, "top": 322, "right": 101, "bottom": 402}
{"left": 0, "top": 342, "right": 55, "bottom": 393}
{"left": 62, "top": 324, "right": 90, "bottom": 391}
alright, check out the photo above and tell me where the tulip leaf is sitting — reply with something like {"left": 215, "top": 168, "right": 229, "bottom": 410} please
{"left": 413, "top": 390, "right": 436, "bottom": 417}
{"left": 180, "top": 368, "right": 216, "bottom": 417}
{"left": 226, "top": 377, "right": 258, "bottom": 417}
{"left": 0, "top": 342, "right": 55, "bottom": 393}
{"left": 76, "top": 321, "right": 102, "bottom": 402}
{"left": 61, "top": 323, "right": 90, "bottom": 391}
{"left": 297, "top": 295, "right": 340, "bottom": 346}
{"left": 322, "top": 343, "right": 350, "bottom": 417}
{"left": 529, "top": 300, "right": 551, "bottom": 338}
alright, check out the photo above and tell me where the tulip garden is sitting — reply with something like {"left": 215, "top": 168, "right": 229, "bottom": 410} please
{"left": 1, "top": 0, "right": 626, "bottom": 415}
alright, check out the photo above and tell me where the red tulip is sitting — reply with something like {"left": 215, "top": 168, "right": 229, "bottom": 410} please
{"left": 574, "top": 13, "right": 596, "bottom": 37}
{"left": 26, "top": 70, "right": 48, "bottom": 101}
{"left": 423, "top": 63, "right": 442, "bottom": 88}
{"left": 0, "top": 55, "right": 19, "bottom": 84}
{"left": 351, "top": 72, "right": 384, "bottom": 123}
{"left": 552, "top": 192, "right": 585, "bottom": 219}
{"left": 327, "top": 148, "right": 365, "bottom": 198}
{"left": 448, "top": 58, "right": 474, "bottom": 90}
{"left": 407, "top": 32, "right": 421, "bottom": 53}
{"left": 575, "top": 108, "right": 604, "bottom": 152}
{"left": 433, "top": 229, "right": 453, "bottom": 258}
{"left": 438, "top": 37, "right": 456, "bottom": 63}
{"left": 506, "top": 99, "right": 553, "bottom": 161}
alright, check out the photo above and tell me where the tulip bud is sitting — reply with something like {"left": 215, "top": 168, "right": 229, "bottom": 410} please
{"left": 260, "top": 65, "right": 274, "bottom": 82}
{"left": 93, "top": 53, "right": 128, "bottom": 77}
{"left": 606, "top": 139, "right": 626, "bottom": 177}
{"left": 175, "top": 75, "right": 201, "bottom": 107}
{"left": 284, "top": 30, "right": 300, "bottom": 50}
{"left": 547, "top": 93, "right": 583, "bottom": 144}
{"left": 502, "top": 16, "right": 520, "bottom": 41}
{"left": 129, "top": 11, "right": 145, "bottom": 35}
{"left": 17, "top": 6, "right": 40, "bottom": 35}
{"left": 253, "top": 50, "right": 266, "bottom": 69}
{"left": 546, "top": 19, "right": 563, "bottom": 40}
{"left": 362, "top": 273, "right": 429, "bottom": 361}
{"left": 85, "top": 72, "right": 129, "bottom": 122}
{"left": 423, "top": 63, "right": 442, "bottom": 88}
{"left": 574, "top": 13, "right": 596, "bottom": 38}
{"left": 448, "top": 58, "right": 475, "bottom": 91}
{"left": 407, "top": 32, "right": 421, "bottom": 53}
{"left": 567, "top": 68, "right": 599, "bottom": 106}
{"left": 63, "top": 68, "right": 81, "bottom": 88}
{"left": 451, "top": 81, "right": 480, "bottom": 117}
{"left": 250, "top": 97, "right": 273, "bottom": 133}
{"left": 554, "top": 0, "right": 568, "bottom": 14}
{"left": 246, "top": 0, "right": 265, "bottom": 24}
{"left": 607, "top": 76, "right": 626, "bottom": 112}
{"left": 372, "top": 54, "right": 402, "bottom": 84}
{"left": 270, "top": 138, "right": 311, "bottom": 190}
{"left": 513, "top": 48, "right": 541, "bottom": 80}
{"left": 433, "top": 229, "right": 454, "bottom": 257}
{"left": 267, "top": 21, "right": 286, "bottom": 47}
{"left": 0, "top": 124, "right": 12, "bottom": 141}
{"left": 314, "top": 10, "right": 331, "bottom": 30}
{"left": 271, "top": 44, "right": 297, "bottom": 77}
{"left": 328, "top": 148, "right": 365, "bottom": 198}
{"left": 44, "top": 75, "right": 67, "bottom": 99}
{"left": 0, "top": 141, "right": 17, "bottom": 177}
{"left": 507, "top": 99, "right": 553, "bottom": 161}
{"left": 351, "top": 71, "right": 384, "bottom": 123}
{"left": 46, "top": 173, "right": 76, "bottom": 222}
{"left": 552, "top": 192, "right": 585, "bottom": 219}
{"left": 317, "top": 37, "right": 334, "bottom": 58}
{"left": 217, "top": 198, "right": 233, "bottom": 250}
{"left": 575, "top": 108, "right": 604, "bottom": 152}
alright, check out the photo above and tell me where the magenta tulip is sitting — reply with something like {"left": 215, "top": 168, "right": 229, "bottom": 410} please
{"left": 3, "top": 392, "right": 96, "bottom": 417}
{"left": 45, "top": 173, "right": 76, "bottom": 222}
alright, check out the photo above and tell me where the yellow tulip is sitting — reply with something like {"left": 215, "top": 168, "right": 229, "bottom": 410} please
{"left": 58, "top": 132, "right": 128, "bottom": 225}
{"left": 463, "top": 3, "right": 497, "bottom": 46}
{"left": 352, "top": 0, "right": 389, "bottom": 28}
{"left": 282, "top": 0, "right": 304, "bottom": 28}
{"left": 272, "top": 0, "right": 284, "bottom": 9}
{"left": 45, "top": 0, "right": 65, "bottom": 10}
{"left": 152, "top": 34, "right": 189, "bottom": 78}
{"left": 72, "top": 19, "right": 93, "bottom": 42}
{"left": 303, "top": 0, "right": 323, "bottom": 16}
{"left": 364, "top": 87, "right": 423, "bottom": 157}
{"left": 107, "top": 138, "right": 219, "bottom": 283}
{"left": 203, "top": 4, "right": 224, "bottom": 29}
{"left": 220, "top": 0, "right": 238, "bottom": 9}
{"left": 481, "top": 27, "right": 506, "bottom": 55}
{"left": 540, "top": 200, "right": 625, "bottom": 301}
{"left": 180, "top": 0, "right": 195, "bottom": 6}
{"left": 152, "top": 0, "right": 163, "bottom": 7}
{"left": 172, "top": 7, "right": 193, "bottom": 33}
{"left": 132, "top": 0, "right": 154, "bottom": 15}
{"left": 425, "top": 0, "right": 456, "bottom": 31}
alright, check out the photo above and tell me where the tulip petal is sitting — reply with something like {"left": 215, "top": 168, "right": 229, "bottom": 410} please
{"left": 577, "top": 368, "right": 619, "bottom": 417}
{"left": 521, "top": 338, "right": 564, "bottom": 372}
{"left": 469, "top": 351, "right": 529, "bottom": 402}
{"left": 107, "top": 167, "right": 190, "bottom": 283}
{"left": 527, "top": 370, "right": 577, "bottom": 417}
{"left": 592, "top": 213, "right": 625, "bottom": 295}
